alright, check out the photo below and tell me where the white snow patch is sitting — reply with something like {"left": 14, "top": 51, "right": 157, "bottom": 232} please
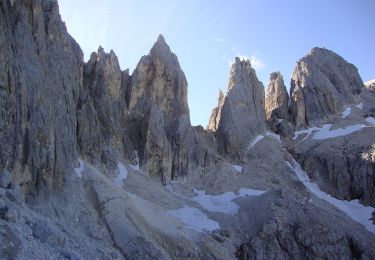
{"left": 248, "top": 132, "right": 281, "bottom": 150}
{"left": 192, "top": 188, "right": 266, "bottom": 214}
{"left": 341, "top": 107, "right": 351, "bottom": 118}
{"left": 232, "top": 165, "right": 243, "bottom": 173}
{"left": 312, "top": 124, "right": 365, "bottom": 140}
{"left": 248, "top": 135, "right": 265, "bottom": 149}
{"left": 294, "top": 123, "right": 368, "bottom": 141}
{"left": 265, "top": 131, "right": 281, "bottom": 143}
{"left": 114, "top": 162, "right": 128, "bottom": 187}
{"left": 168, "top": 206, "right": 220, "bottom": 232}
{"left": 355, "top": 103, "right": 363, "bottom": 110}
{"left": 293, "top": 127, "right": 317, "bottom": 141}
{"left": 287, "top": 160, "right": 375, "bottom": 234}
{"left": 74, "top": 159, "right": 84, "bottom": 178}
{"left": 365, "top": 117, "right": 375, "bottom": 125}
{"left": 129, "top": 164, "right": 140, "bottom": 172}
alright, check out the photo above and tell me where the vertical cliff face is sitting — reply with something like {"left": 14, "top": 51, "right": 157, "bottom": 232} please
{"left": 265, "top": 72, "right": 289, "bottom": 121}
{"left": 0, "top": 0, "right": 82, "bottom": 191}
{"left": 208, "top": 58, "right": 267, "bottom": 161}
{"left": 77, "top": 47, "right": 135, "bottom": 170}
{"left": 265, "top": 72, "right": 293, "bottom": 137}
{"left": 290, "top": 47, "right": 364, "bottom": 129}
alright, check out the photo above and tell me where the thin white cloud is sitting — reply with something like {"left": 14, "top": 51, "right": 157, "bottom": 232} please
{"left": 250, "top": 54, "right": 266, "bottom": 71}
{"left": 227, "top": 52, "right": 266, "bottom": 71}
{"left": 214, "top": 37, "right": 227, "bottom": 43}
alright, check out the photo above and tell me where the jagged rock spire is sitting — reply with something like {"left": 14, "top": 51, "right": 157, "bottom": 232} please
{"left": 208, "top": 57, "right": 267, "bottom": 161}
{"left": 265, "top": 71, "right": 289, "bottom": 121}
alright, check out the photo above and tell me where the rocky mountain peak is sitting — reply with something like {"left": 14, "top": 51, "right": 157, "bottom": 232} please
{"left": 290, "top": 47, "right": 364, "bottom": 129}
{"left": 208, "top": 56, "right": 267, "bottom": 161}
{"left": 128, "top": 35, "right": 189, "bottom": 124}
{"left": 265, "top": 71, "right": 289, "bottom": 121}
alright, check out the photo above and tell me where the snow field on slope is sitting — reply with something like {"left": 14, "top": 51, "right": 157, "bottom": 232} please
{"left": 287, "top": 160, "right": 375, "bottom": 234}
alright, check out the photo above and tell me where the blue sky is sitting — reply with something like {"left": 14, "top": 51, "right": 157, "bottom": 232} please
{"left": 59, "top": 0, "right": 375, "bottom": 126}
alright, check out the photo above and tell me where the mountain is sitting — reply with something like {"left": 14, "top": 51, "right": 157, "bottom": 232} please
{"left": 0, "top": 1, "right": 374, "bottom": 259}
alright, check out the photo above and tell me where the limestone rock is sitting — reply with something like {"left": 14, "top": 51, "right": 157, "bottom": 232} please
{"left": 127, "top": 35, "right": 220, "bottom": 182}
{"left": 265, "top": 72, "right": 293, "bottom": 138}
{"left": 265, "top": 72, "right": 289, "bottom": 121}
{"left": 77, "top": 47, "right": 135, "bottom": 170}
{"left": 294, "top": 128, "right": 375, "bottom": 207}
{"left": 208, "top": 58, "right": 267, "bottom": 161}
{"left": 0, "top": 0, "right": 82, "bottom": 191}
{"left": 0, "top": 170, "right": 11, "bottom": 189}
{"left": 207, "top": 89, "right": 224, "bottom": 131}
{"left": 290, "top": 47, "right": 364, "bottom": 129}
{"left": 128, "top": 34, "right": 189, "bottom": 129}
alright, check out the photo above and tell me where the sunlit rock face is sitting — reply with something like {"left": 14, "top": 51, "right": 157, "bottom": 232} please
{"left": 290, "top": 47, "right": 364, "bottom": 129}
{"left": 208, "top": 58, "right": 267, "bottom": 162}
{"left": 265, "top": 72, "right": 289, "bottom": 121}
{"left": 127, "top": 35, "right": 220, "bottom": 183}
{"left": 265, "top": 72, "right": 293, "bottom": 138}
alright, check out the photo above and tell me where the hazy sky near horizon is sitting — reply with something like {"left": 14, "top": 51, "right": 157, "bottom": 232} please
{"left": 59, "top": 0, "right": 375, "bottom": 126}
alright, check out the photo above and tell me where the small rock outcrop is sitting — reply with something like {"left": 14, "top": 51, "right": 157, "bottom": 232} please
{"left": 290, "top": 47, "right": 364, "bottom": 129}
{"left": 208, "top": 58, "right": 267, "bottom": 161}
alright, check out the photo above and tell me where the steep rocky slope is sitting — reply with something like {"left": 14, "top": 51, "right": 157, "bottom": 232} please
{"left": 0, "top": 1, "right": 374, "bottom": 259}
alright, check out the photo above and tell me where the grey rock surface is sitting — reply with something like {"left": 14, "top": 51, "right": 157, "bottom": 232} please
{"left": 293, "top": 128, "right": 375, "bottom": 207}
{"left": 127, "top": 35, "right": 221, "bottom": 183}
{"left": 77, "top": 47, "right": 135, "bottom": 170}
{"left": 0, "top": 1, "right": 375, "bottom": 259}
{"left": 0, "top": 170, "right": 11, "bottom": 189}
{"left": 265, "top": 72, "right": 293, "bottom": 138}
{"left": 290, "top": 47, "right": 364, "bottom": 129}
{"left": 265, "top": 72, "right": 289, "bottom": 121}
{"left": 208, "top": 58, "right": 267, "bottom": 161}
{"left": 0, "top": 0, "right": 82, "bottom": 191}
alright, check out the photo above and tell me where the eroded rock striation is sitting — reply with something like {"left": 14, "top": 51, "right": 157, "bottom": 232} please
{"left": 208, "top": 58, "right": 267, "bottom": 161}
{"left": 77, "top": 47, "right": 135, "bottom": 170}
{"left": 265, "top": 72, "right": 293, "bottom": 137}
{"left": 127, "top": 35, "right": 220, "bottom": 183}
{"left": 290, "top": 47, "right": 364, "bottom": 129}
{"left": 1, "top": 1, "right": 375, "bottom": 259}
{"left": 265, "top": 72, "right": 289, "bottom": 121}
{"left": 0, "top": 0, "right": 82, "bottom": 192}
{"left": 294, "top": 128, "right": 375, "bottom": 207}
